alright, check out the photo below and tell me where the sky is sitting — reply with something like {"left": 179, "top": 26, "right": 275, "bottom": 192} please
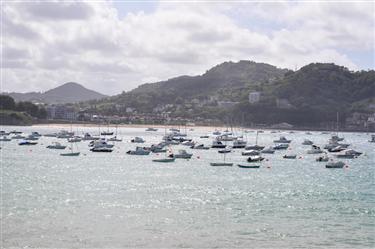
{"left": 1, "top": 1, "right": 374, "bottom": 95}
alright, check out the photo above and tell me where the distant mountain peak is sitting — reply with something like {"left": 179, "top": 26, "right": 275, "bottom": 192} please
{"left": 5, "top": 82, "right": 107, "bottom": 104}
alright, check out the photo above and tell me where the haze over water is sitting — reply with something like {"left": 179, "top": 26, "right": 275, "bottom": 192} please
{"left": 2, "top": 125, "right": 374, "bottom": 248}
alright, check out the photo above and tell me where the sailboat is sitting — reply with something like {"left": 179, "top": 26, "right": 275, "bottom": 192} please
{"left": 108, "top": 125, "right": 122, "bottom": 142}
{"left": 245, "top": 131, "right": 265, "bottom": 150}
{"left": 101, "top": 122, "right": 114, "bottom": 136}
{"left": 60, "top": 142, "right": 80, "bottom": 156}
{"left": 152, "top": 146, "right": 175, "bottom": 163}
{"left": 210, "top": 145, "right": 233, "bottom": 166}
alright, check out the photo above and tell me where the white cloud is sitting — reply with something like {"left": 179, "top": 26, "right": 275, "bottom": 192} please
{"left": 1, "top": 1, "right": 374, "bottom": 95}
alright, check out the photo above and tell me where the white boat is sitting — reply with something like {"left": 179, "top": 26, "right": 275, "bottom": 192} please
{"left": 170, "top": 149, "right": 193, "bottom": 159}
{"left": 11, "top": 134, "right": 26, "bottom": 139}
{"left": 245, "top": 131, "right": 264, "bottom": 151}
{"left": 126, "top": 147, "right": 151, "bottom": 155}
{"left": 336, "top": 149, "right": 362, "bottom": 159}
{"left": 212, "top": 130, "right": 221, "bottom": 135}
{"left": 82, "top": 133, "right": 99, "bottom": 141}
{"left": 369, "top": 135, "right": 375, "bottom": 143}
{"left": 43, "top": 133, "right": 57, "bottom": 137}
{"left": 191, "top": 144, "right": 209, "bottom": 150}
{"left": 57, "top": 130, "right": 74, "bottom": 139}
{"left": 273, "top": 144, "right": 289, "bottom": 150}
{"left": 146, "top": 127, "right": 158, "bottom": 132}
{"left": 218, "top": 148, "right": 231, "bottom": 154}
{"left": 181, "top": 141, "right": 195, "bottom": 147}
{"left": 210, "top": 162, "right": 233, "bottom": 167}
{"left": 60, "top": 143, "right": 80, "bottom": 156}
{"left": 302, "top": 139, "right": 313, "bottom": 145}
{"left": 307, "top": 145, "right": 323, "bottom": 154}
{"left": 211, "top": 140, "right": 226, "bottom": 148}
{"left": 153, "top": 158, "right": 175, "bottom": 163}
{"left": 232, "top": 139, "right": 247, "bottom": 149}
{"left": 0, "top": 131, "right": 10, "bottom": 136}
{"left": 68, "top": 136, "right": 82, "bottom": 143}
{"left": 0, "top": 136, "right": 11, "bottom": 141}
{"left": 25, "top": 135, "right": 39, "bottom": 141}
{"left": 47, "top": 142, "right": 66, "bottom": 149}
{"left": 237, "top": 164, "right": 260, "bottom": 168}
{"left": 108, "top": 136, "right": 122, "bottom": 142}
{"left": 261, "top": 147, "right": 275, "bottom": 154}
{"left": 273, "top": 136, "right": 291, "bottom": 143}
{"left": 241, "top": 150, "right": 260, "bottom": 156}
{"left": 89, "top": 139, "right": 114, "bottom": 149}
{"left": 131, "top": 137, "right": 145, "bottom": 143}
{"left": 326, "top": 161, "right": 345, "bottom": 168}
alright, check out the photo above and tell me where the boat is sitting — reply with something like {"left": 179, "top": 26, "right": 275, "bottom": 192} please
{"left": 328, "top": 146, "right": 346, "bottom": 153}
{"left": 218, "top": 148, "right": 231, "bottom": 154}
{"left": 153, "top": 158, "right": 175, "bottom": 163}
{"left": 245, "top": 131, "right": 264, "bottom": 151}
{"left": 302, "top": 139, "right": 314, "bottom": 145}
{"left": 25, "top": 135, "right": 39, "bottom": 141}
{"left": 89, "top": 139, "right": 114, "bottom": 149}
{"left": 336, "top": 149, "right": 362, "bottom": 159}
{"left": 56, "top": 130, "right": 74, "bottom": 139}
{"left": 232, "top": 139, "right": 247, "bottom": 149}
{"left": 0, "top": 131, "right": 9, "bottom": 136}
{"left": 369, "top": 135, "right": 375, "bottom": 143}
{"left": 60, "top": 142, "right": 80, "bottom": 156}
{"left": 18, "top": 140, "right": 37, "bottom": 145}
{"left": 43, "top": 133, "right": 57, "bottom": 137}
{"left": 241, "top": 150, "right": 260, "bottom": 156}
{"left": 101, "top": 131, "right": 114, "bottom": 136}
{"left": 261, "top": 147, "right": 275, "bottom": 154}
{"left": 191, "top": 144, "right": 210, "bottom": 150}
{"left": 108, "top": 136, "right": 122, "bottom": 142}
{"left": 126, "top": 147, "right": 151, "bottom": 155}
{"left": 212, "top": 130, "right": 221, "bottom": 135}
{"left": 237, "top": 164, "right": 260, "bottom": 168}
{"left": 46, "top": 142, "right": 66, "bottom": 149}
{"left": 326, "top": 161, "right": 345, "bottom": 168}
{"left": 200, "top": 135, "right": 209, "bottom": 138}
{"left": 11, "top": 134, "right": 26, "bottom": 139}
{"left": 90, "top": 147, "right": 113, "bottom": 152}
{"left": 211, "top": 140, "right": 226, "bottom": 148}
{"left": 31, "top": 131, "right": 42, "bottom": 137}
{"left": 273, "top": 136, "right": 291, "bottom": 143}
{"left": 131, "top": 137, "right": 145, "bottom": 143}
{"left": 0, "top": 136, "right": 11, "bottom": 141}
{"left": 210, "top": 162, "right": 233, "bottom": 167}
{"left": 82, "top": 133, "right": 99, "bottom": 141}
{"left": 10, "top": 130, "right": 22, "bottom": 134}
{"left": 283, "top": 154, "right": 297, "bottom": 159}
{"left": 273, "top": 144, "right": 289, "bottom": 150}
{"left": 307, "top": 145, "right": 323, "bottom": 154}
{"left": 316, "top": 155, "right": 329, "bottom": 162}
{"left": 169, "top": 149, "right": 192, "bottom": 159}
{"left": 247, "top": 156, "right": 265, "bottom": 162}
{"left": 68, "top": 136, "right": 82, "bottom": 143}
{"left": 146, "top": 127, "right": 158, "bottom": 131}
{"left": 181, "top": 141, "right": 195, "bottom": 147}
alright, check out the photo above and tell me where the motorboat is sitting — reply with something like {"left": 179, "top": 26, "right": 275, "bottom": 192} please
{"left": 273, "top": 136, "right": 291, "bottom": 143}
{"left": 336, "top": 149, "right": 362, "bottom": 159}
{"left": 153, "top": 158, "right": 175, "bottom": 163}
{"left": 369, "top": 135, "right": 375, "bottom": 143}
{"left": 283, "top": 154, "right": 297, "bottom": 159}
{"left": 0, "top": 136, "right": 11, "bottom": 141}
{"left": 245, "top": 145, "right": 265, "bottom": 151}
{"left": 126, "top": 147, "right": 151, "bottom": 155}
{"left": 261, "top": 147, "right": 275, "bottom": 154}
{"left": 330, "top": 135, "right": 344, "bottom": 142}
{"left": 247, "top": 156, "right": 265, "bottom": 162}
{"left": 211, "top": 140, "right": 226, "bottom": 148}
{"left": 108, "top": 136, "right": 122, "bottom": 142}
{"left": 25, "top": 135, "right": 39, "bottom": 141}
{"left": 237, "top": 164, "right": 260, "bottom": 168}
{"left": 89, "top": 139, "right": 114, "bottom": 149}
{"left": 10, "top": 130, "right": 22, "bottom": 134}
{"left": 131, "top": 137, "right": 145, "bottom": 143}
{"left": 0, "top": 131, "right": 10, "bottom": 136}
{"left": 232, "top": 139, "right": 247, "bottom": 149}
{"left": 218, "top": 148, "right": 231, "bottom": 154}
{"left": 241, "top": 150, "right": 260, "bottom": 156}
{"left": 273, "top": 144, "right": 289, "bottom": 150}
{"left": 328, "top": 146, "right": 346, "bottom": 153}
{"left": 212, "top": 130, "right": 221, "bottom": 135}
{"left": 82, "top": 133, "right": 99, "bottom": 141}
{"left": 302, "top": 139, "right": 314, "bottom": 145}
{"left": 18, "top": 140, "right": 37, "bottom": 145}
{"left": 191, "top": 144, "right": 210, "bottom": 150}
{"left": 47, "top": 142, "right": 66, "bottom": 149}
{"left": 307, "top": 145, "right": 323, "bottom": 154}
{"left": 169, "top": 149, "right": 192, "bottom": 159}
{"left": 200, "top": 135, "right": 209, "bottom": 138}
{"left": 210, "top": 162, "right": 233, "bottom": 166}
{"left": 146, "top": 127, "right": 158, "bottom": 132}
{"left": 316, "top": 155, "right": 329, "bottom": 162}
{"left": 57, "top": 130, "right": 74, "bottom": 139}
{"left": 11, "top": 134, "right": 26, "bottom": 139}
{"left": 44, "top": 133, "right": 58, "bottom": 137}
{"left": 326, "top": 161, "right": 345, "bottom": 168}
{"left": 31, "top": 131, "right": 42, "bottom": 137}
{"left": 181, "top": 141, "right": 195, "bottom": 147}
{"left": 90, "top": 147, "right": 113, "bottom": 152}
{"left": 101, "top": 131, "right": 114, "bottom": 136}
{"left": 68, "top": 136, "right": 82, "bottom": 143}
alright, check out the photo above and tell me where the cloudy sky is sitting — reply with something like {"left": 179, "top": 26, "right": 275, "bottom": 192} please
{"left": 2, "top": 1, "right": 374, "bottom": 95}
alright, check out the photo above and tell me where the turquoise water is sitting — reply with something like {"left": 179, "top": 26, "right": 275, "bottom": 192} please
{"left": 1, "top": 125, "right": 374, "bottom": 248}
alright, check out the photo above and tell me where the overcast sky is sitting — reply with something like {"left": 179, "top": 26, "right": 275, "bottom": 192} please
{"left": 2, "top": 1, "right": 374, "bottom": 95}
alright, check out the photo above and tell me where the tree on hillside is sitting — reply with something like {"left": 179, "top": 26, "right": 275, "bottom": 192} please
{"left": 0, "top": 95, "right": 16, "bottom": 110}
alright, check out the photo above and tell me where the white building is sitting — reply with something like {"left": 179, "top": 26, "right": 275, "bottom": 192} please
{"left": 249, "top": 91, "right": 261, "bottom": 103}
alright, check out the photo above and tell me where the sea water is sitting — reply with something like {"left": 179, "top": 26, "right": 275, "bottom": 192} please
{"left": 1, "top": 125, "right": 374, "bottom": 248}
